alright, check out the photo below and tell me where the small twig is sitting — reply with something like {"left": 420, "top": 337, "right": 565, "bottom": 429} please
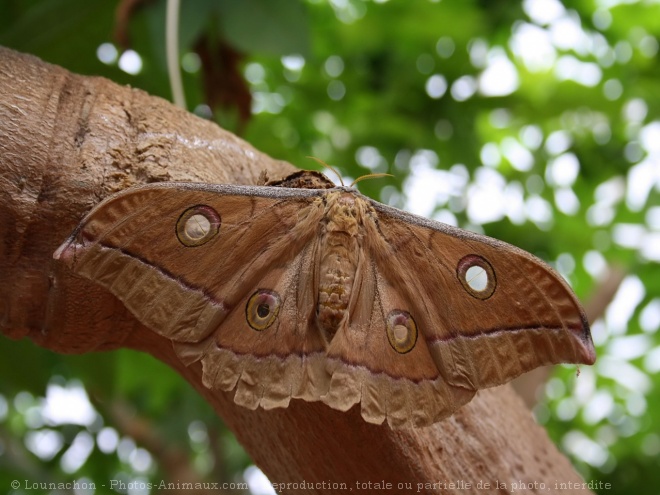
{"left": 166, "top": 0, "right": 186, "bottom": 109}
{"left": 584, "top": 265, "right": 627, "bottom": 324}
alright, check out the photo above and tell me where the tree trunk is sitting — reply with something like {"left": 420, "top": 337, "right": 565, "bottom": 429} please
{"left": 0, "top": 47, "right": 594, "bottom": 494}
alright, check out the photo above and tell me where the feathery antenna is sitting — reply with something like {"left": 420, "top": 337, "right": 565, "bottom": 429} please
{"left": 306, "top": 156, "right": 345, "bottom": 186}
{"left": 306, "top": 157, "right": 394, "bottom": 187}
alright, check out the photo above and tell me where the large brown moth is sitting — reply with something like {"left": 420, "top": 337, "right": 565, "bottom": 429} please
{"left": 54, "top": 170, "right": 595, "bottom": 428}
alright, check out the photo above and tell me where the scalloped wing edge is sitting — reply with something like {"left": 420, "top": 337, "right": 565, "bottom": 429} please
{"left": 176, "top": 343, "right": 475, "bottom": 428}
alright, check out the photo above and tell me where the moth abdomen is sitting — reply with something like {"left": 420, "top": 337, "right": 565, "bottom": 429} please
{"left": 316, "top": 191, "right": 367, "bottom": 343}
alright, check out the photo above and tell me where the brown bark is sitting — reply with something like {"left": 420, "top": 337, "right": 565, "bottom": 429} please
{"left": 0, "top": 47, "right": 595, "bottom": 494}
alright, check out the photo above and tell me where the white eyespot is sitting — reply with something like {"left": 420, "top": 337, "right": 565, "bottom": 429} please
{"left": 386, "top": 310, "right": 417, "bottom": 354}
{"left": 465, "top": 265, "right": 488, "bottom": 292}
{"left": 184, "top": 214, "right": 211, "bottom": 241}
{"left": 176, "top": 205, "right": 221, "bottom": 247}
{"left": 457, "top": 255, "right": 496, "bottom": 299}
{"left": 393, "top": 324, "right": 409, "bottom": 344}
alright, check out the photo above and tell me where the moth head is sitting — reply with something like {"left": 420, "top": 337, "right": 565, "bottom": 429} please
{"left": 305, "top": 156, "right": 393, "bottom": 190}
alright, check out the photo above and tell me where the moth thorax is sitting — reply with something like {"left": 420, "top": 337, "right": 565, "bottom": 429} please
{"left": 326, "top": 192, "right": 361, "bottom": 235}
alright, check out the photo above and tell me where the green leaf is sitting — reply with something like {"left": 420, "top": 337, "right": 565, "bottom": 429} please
{"left": 0, "top": 0, "right": 115, "bottom": 73}
{"left": 216, "top": 0, "right": 310, "bottom": 56}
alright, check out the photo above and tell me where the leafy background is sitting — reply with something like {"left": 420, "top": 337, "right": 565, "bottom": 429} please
{"left": 1, "top": 0, "right": 659, "bottom": 494}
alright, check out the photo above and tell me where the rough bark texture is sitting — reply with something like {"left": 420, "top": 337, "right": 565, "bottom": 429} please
{"left": 0, "top": 47, "right": 594, "bottom": 494}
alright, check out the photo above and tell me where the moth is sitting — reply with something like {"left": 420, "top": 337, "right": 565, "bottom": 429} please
{"left": 54, "top": 170, "right": 596, "bottom": 428}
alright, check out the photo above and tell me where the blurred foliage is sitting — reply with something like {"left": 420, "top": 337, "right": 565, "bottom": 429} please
{"left": 1, "top": 0, "right": 659, "bottom": 494}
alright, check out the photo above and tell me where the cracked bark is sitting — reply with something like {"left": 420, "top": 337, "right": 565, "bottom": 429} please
{"left": 0, "top": 47, "right": 594, "bottom": 494}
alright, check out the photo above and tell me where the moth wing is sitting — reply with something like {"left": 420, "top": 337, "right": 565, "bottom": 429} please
{"left": 186, "top": 237, "right": 333, "bottom": 411}
{"left": 321, "top": 197, "right": 595, "bottom": 428}
{"left": 321, "top": 246, "right": 475, "bottom": 428}
{"left": 367, "top": 201, "right": 595, "bottom": 392}
{"left": 55, "top": 183, "right": 332, "bottom": 408}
